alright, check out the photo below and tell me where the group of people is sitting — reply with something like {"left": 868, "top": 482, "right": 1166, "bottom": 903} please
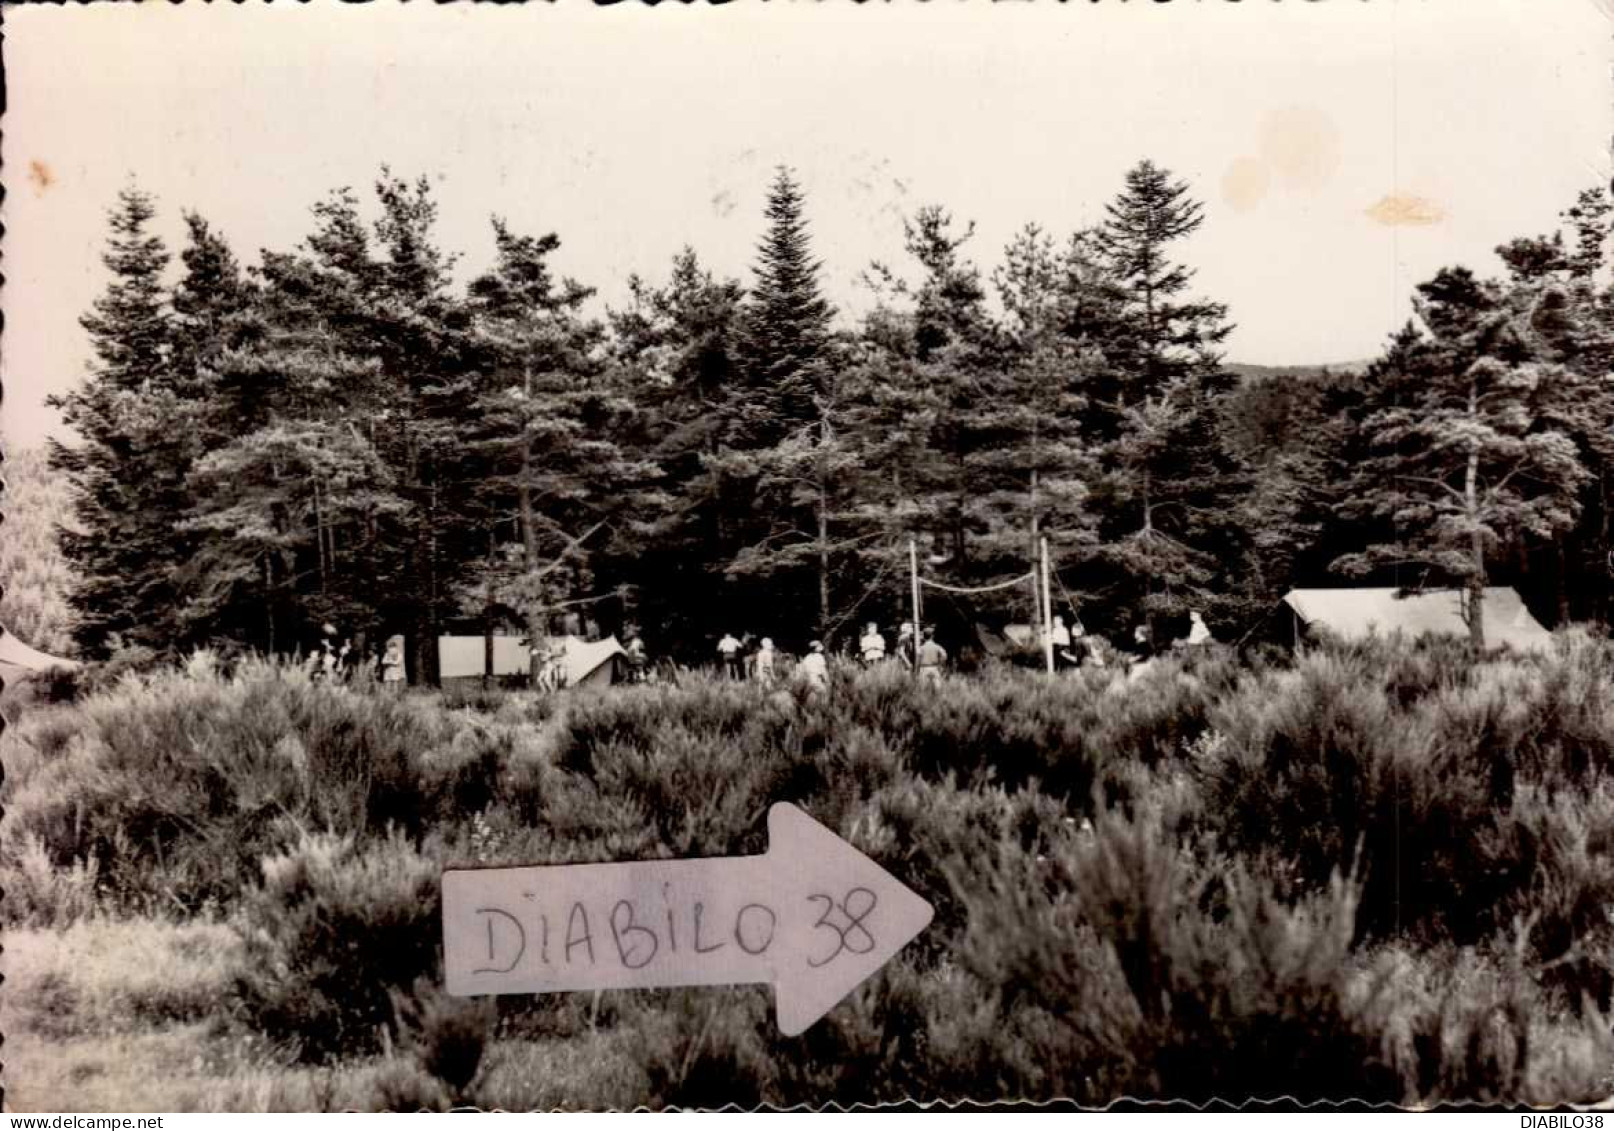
{"left": 715, "top": 621, "right": 952, "bottom": 692}
{"left": 304, "top": 625, "right": 406, "bottom": 689}
{"left": 708, "top": 609, "right": 1217, "bottom": 692}
{"left": 1052, "top": 610, "right": 1216, "bottom": 669}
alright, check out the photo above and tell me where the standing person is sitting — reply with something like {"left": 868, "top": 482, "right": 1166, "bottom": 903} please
{"left": 917, "top": 627, "right": 948, "bottom": 686}
{"left": 796, "top": 640, "right": 829, "bottom": 695}
{"left": 1049, "top": 615, "right": 1073, "bottom": 670}
{"left": 337, "top": 638, "right": 355, "bottom": 682}
{"left": 859, "top": 622, "right": 887, "bottom": 666}
{"left": 1131, "top": 624, "right": 1154, "bottom": 660}
{"left": 319, "top": 638, "right": 340, "bottom": 682}
{"left": 717, "top": 631, "right": 743, "bottom": 680}
{"left": 1186, "top": 610, "right": 1214, "bottom": 646}
{"left": 625, "top": 633, "right": 648, "bottom": 683}
{"left": 381, "top": 636, "right": 406, "bottom": 691}
{"left": 754, "top": 637, "right": 777, "bottom": 688}
{"left": 543, "top": 638, "right": 569, "bottom": 691}
{"left": 895, "top": 622, "right": 916, "bottom": 670}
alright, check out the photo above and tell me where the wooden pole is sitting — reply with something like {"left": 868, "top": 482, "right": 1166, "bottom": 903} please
{"left": 1040, "top": 536, "right": 1055, "bottom": 675}
{"left": 909, "top": 537, "right": 922, "bottom": 679}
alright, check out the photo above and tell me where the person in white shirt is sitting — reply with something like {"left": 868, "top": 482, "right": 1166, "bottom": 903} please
{"left": 717, "top": 632, "right": 743, "bottom": 680}
{"left": 797, "top": 640, "right": 829, "bottom": 694}
{"left": 754, "top": 638, "right": 777, "bottom": 687}
{"left": 859, "top": 622, "right": 887, "bottom": 666}
{"left": 1186, "top": 610, "right": 1214, "bottom": 646}
{"left": 1047, "top": 615, "right": 1074, "bottom": 669}
{"left": 381, "top": 638, "right": 406, "bottom": 690}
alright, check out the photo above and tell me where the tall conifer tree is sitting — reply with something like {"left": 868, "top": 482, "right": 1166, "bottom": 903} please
{"left": 49, "top": 186, "right": 191, "bottom": 655}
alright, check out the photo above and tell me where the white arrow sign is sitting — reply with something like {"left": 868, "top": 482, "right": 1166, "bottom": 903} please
{"left": 442, "top": 802, "right": 933, "bottom": 1035}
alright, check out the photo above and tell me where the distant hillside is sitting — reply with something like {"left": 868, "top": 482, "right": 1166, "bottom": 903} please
{"left": 1, "top": 447, "right": 79, "bottom": 656}
{"left": 1226, "top": 361, "right": 1372, "bottom": 381}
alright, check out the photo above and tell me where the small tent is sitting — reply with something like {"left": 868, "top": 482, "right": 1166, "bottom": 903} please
{"left": 1280, "top": 587, "right": 1552, "bottom": 653}
{"left": 554, "top": 636, "right": 629, "bottom": 689}
{"left": 0, "top": 626, "right": 80, "bottom": 687}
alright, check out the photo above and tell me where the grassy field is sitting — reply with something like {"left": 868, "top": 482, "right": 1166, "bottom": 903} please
{"left": 6, "top": 640, "right": 1614, "bottom": 1110}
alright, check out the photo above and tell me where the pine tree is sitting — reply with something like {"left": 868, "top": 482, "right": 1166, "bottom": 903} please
{"left": 1084, "top": 162, "right": 1242, "bottom": 641}
{"left": 465, "top": 218, "right": 658, "bottom": 675}
{"left": 1093, "top": 159, "right": 1233, "bottom": 411}
{"left": 1334, "top": 268, "right": 1593, "bottom": 647}
{"left": 48, "top": 186, "right": 191, "bottom": 655}
{"left": 605, "top": 248, "right": 749, "bottom": 653}
{"left": 737, "top": 167, "right": 836, "bottom": 447}
{"left": 711, "top": 168, "right": 846, "bottom": 639}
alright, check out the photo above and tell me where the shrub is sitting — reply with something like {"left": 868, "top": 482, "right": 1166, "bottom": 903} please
{"left": 626, "top": 989, "right": 775, "bottom": 1111}
{"left": 0, "top": 660, "right": 513, "bottom": 913}
{"left": 232, "top": 830, "right": 442, "bottom": 1063}
{"left": 390, "top": 976, "right": 497, "bottom": 1103}
{"left": 949, "top": 804, "right": 1612, "bottom": 1106}
{"left": 2, "top": 832, "right": 100, "bottom": 928}
{"left": 1202, "top": 645, "right": 1614, "bottom": 980}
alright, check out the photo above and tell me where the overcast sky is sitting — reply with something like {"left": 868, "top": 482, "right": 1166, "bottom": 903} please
{"left": 3, "top": 0, "right": 1609, "bottom": 448}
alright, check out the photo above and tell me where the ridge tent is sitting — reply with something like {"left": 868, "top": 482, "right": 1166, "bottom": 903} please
{"left": 555, "top": 636, "right": 629, "bottom": 689}
{"left": 1279, "top": 587, "right": 1552, "bottom": 653}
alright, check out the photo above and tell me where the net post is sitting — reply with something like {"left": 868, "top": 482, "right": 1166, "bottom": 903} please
{"left": 909, "top": 537, "right": 922, "bottom": 681}
{"left": 1041, "top": 536, "right": 1054, "bottom": 675}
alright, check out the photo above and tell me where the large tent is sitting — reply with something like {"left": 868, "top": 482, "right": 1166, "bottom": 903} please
{"left": 437, "top": 634, "right": 629, "bottom": 687}
{"left": 1280, "top": 587, "right": 1552, "bottom": 652}
{"left": 0, "top": 626, "right": 80, "bottom": 687}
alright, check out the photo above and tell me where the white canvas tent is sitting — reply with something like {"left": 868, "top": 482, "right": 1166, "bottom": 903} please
{"left": 437, "top": 635, "right": 529, "bottom": 681}
{"left": 0, "top": 626, "right": 80, "bottom": 686}
{"left": 1280, "top": 587, "right": 1552, "bottom": 652}
{"left": 555, "top": 636, "right": 629, "bottom": 689}
{"left": 436, "top": 634, "right": 628, "bottom": 687}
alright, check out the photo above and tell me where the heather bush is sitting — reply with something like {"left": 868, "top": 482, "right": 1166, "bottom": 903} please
{"left": 390, "top": 976, "right": 498, "bottom": 1104}
{"left": 232, "top": 830, "right": 442, "bottom": 1063}
{"left": 13, "top": 633, "right": 1614, "bottom": 1107}
{"left": 1202, "top": 646, "right": 1614, "bottom": 983}
{"left": 949, "top": 805, "right": 1614, "bottom": 1106}
{"left": 3, "top": 832, "right": 101, "bottom": 928}
{"left": 0, "top": 659, "right": 518, "bottom": 914}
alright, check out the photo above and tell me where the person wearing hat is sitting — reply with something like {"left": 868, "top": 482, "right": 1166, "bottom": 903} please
{"left": 859, "top": 622, "right": 887, "bottom": 666}
{"left": 797, "top": 640, "right": 829, "bottom": 694}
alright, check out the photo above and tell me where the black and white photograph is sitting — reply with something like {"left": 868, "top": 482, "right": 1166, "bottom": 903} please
{"left": 3, "top": 0, "right": 1613, "bottom": 1112}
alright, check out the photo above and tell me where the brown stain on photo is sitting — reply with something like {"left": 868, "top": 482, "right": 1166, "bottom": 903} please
{"left": 28, "top": 159, "right": 55, "bottom": 195}
{"left": 1221, "top": 155, "right": 1271, "bottom": 213}
{"left": 1259, "top": 106, "right": 1340, "bottom": 191}
{"left": 1365, "top": 193, "right": 1446, "bottom": 227}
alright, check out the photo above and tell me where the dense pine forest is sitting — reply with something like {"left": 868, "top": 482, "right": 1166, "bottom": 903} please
{"left": 39, "top": 161, "right": 1614, "bottom": 679}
